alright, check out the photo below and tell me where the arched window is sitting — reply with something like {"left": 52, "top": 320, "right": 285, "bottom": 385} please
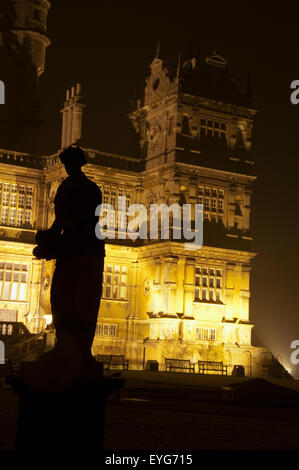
{"left": 181, "top": 116, "right": 190, "bottom": 135}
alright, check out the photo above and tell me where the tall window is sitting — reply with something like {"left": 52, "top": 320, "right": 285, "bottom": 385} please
{"left": 194, "top": 266, "right": 222, "bottom": 302}
{"left": 103, "top": 265, "right": 128, "bottom": 300}
{"left": 0, "top": 263, "right": 28, "bottom": 301}
{"left": 210, "top": 328, "right": 217, "bottom": 341}
{"left": 16, "top": 210, "right": 23, "bottom": 227}
{"left": 98, "top": 184, "right": 131, "bottom": 232}
{"left": 197, "top": 184, "right": 225, "bottom": 223}
{"left": 0, "top": 182, "right": 34, "bottom": 227}
{"left": 96, "top": 323, "right": 118, "bottom": 337}
{"left": 203, "top": 328, "right": 209, "bottom": 340}
{"left": 195, "top": 327, "right": 202, "bottom": 339}
{"left": 195, "top": 327, "right": 217, "bottom": 341}
{"left": 9, "top": 209, "right": 16, "bottom": 225}
{"left": 200, "top": 117, "right": 228, "bottom": 140}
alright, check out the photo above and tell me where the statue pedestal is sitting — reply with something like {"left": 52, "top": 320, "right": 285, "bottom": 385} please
{"left": 7, "top": 373, "right": 125, "bottom": 450}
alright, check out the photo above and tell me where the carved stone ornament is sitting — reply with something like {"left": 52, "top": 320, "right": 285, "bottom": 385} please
{"left": 143, "top": 277, "right": 151, "bottom": 296}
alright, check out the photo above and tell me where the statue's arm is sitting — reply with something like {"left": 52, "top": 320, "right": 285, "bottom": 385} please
{"left": 33, "top": 217, "right": 63, "bottom": 260}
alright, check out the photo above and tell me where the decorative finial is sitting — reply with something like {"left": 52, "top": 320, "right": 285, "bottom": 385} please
{"left": 176, "top": 51, "right": 181, "bottom": 79}
{"left": 156, "top": 41, "right": 161, "bottom": 58}
{"left": 206, "top": 49, "right": 228, "bottom": 69}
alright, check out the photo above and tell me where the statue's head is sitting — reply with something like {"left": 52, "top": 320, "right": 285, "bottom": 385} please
{"left": 59, "top": 146, "right": 87, "bottom": 175}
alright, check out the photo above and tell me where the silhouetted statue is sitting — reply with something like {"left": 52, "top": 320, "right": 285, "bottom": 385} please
{"left": 9, "top": 147, "right": 124, "bottom": 450}
{"left": 32, "top": 146, "right": 105, "bottom": 388}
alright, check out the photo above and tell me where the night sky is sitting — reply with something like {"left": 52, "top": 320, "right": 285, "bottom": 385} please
{"left": 38, "top": 1, "right": 299, "bottom": 375}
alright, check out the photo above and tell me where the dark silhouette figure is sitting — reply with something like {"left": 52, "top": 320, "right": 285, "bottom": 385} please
{"left": 32, "top": 146, "right": 105, "bottom": 387}
{"left": 9, "top": 147, "right": 124, "bottom": 450}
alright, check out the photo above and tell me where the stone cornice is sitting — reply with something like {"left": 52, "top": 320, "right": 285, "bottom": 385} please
{"left": 178, "top": 93, "right": 257, "bottom": 118}
{"left": 176, "top": 162, "right": 256, "bottom": 183}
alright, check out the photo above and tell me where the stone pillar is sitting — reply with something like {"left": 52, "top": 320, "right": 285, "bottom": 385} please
{"left": 9, "top": 374, "right": 125, "bottom": 450}
{"left": 184, "top": 258, "right": 195, "bottom": 317}
{"left": 243, "top": 188, "right": 252, "bottom": 231}
{"left": 228, "top": 184, "right": 236, "bottom": 229}
{"left": 28, "top": 260, "right": 43, "bottom": 333}
{"left": 128, "top": 260, "right": 139, "bottom": 320}
{"left": 176, "top": 257, "right": 185, "bottom": 313}
{"left": 35, "top": 181, "right": 47, "bottom": 230}
{"left": 225, "top": 262, "right": 235, "bottom": 319}
{"left": 163, "top": 256, "right": 177, "bottom": 315}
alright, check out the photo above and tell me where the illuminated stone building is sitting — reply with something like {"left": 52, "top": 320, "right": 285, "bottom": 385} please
{"left": 0, "top": 1, "right": 269, "bottom": 376}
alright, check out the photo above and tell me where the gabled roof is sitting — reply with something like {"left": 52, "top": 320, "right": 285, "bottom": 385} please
{"left": 179, "top": 49, "right": 253, "bottom": 108}
{"left": 205, "top": 52, "right": 228, "bottom": 69}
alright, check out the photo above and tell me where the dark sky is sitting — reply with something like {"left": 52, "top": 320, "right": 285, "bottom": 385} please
{"left": 39, "top": 0, "right": 299, "bottom": 375}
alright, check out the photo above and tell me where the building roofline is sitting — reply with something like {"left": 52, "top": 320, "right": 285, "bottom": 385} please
{"left": 176, "top": 161, "right": 257, "bottom": 182}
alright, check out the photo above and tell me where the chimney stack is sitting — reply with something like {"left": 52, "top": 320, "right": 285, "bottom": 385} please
{"left": 60, "top": 83, "right": 86, "bottom": 149}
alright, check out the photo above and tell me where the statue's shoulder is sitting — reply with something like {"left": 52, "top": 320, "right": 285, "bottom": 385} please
{"left": 54, "top": 177, "right": 73, "bottom": 201}
{"left": 56, "top": 175, "right": 101, "bottom": 203}
{"left": 84, "top": 176, "right": 102, "bottom": 194}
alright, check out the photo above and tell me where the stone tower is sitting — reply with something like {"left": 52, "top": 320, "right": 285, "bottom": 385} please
{"left": 124, "top": 47, "right": 261, "bottom": 374}
{"left": 129, "top": 49, "right": 179, "bottom": 170}
{"left": 130, "top": 47, "right": 255, "bottom": 172}
{"left": 10, "top": 0, "right": 51, "bottom": 78}
{"left": 0, "top": 0, "right": 51, "bottom": 152}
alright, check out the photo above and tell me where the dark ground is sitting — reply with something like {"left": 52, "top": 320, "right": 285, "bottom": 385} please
{"left": 1, "top": 371, "right": 299, "bottom": 450}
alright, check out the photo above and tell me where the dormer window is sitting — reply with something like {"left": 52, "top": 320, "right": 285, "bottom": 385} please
{"left": 200, "top": 117, "right": 229, "bottom": 140}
